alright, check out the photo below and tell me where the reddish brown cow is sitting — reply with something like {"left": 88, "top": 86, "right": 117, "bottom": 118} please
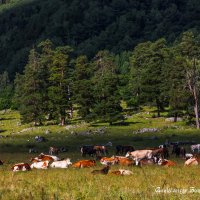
{"left": 72, "top": 160, "right": 96, "bottom": 168}
{"left": 37, "top": 153, "right": 60, "bottom": 161}
{"left": 115, "top": 157, "right": 134, "bottom": 166}
{"left": 158, "top": 158, "right": 176, "bottom": 167}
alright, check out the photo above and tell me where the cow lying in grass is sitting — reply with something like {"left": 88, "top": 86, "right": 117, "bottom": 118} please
{"left": 184, "top": 157, "right": 198, "bottom": 166}
{"left": 72, "top": 160, "right": 96, "bottom": 168}
{"left": 112, "top": 156, "right": 134, "bottom": 166}
{"left": 139, "top": 158, "right": 156, "bottom": 166}
{"left": 30, "top": 161, "right": 49, "bottom": 169}
{"left": 50, "top": 159, "right": 72, "bottom": 168}
{"left": 91, "top": 166, "right": 110, "bottom": 175}
{"left": 12, "top": 163, "right": 31, "bottom": 172}
{"left": 158, "top": 158, "right": 176, "bottom": 167}
{"left": 100, "top": 157, "right": 119, "bottom": 165}
{"left": 31, "top": 153, "right": 61, "bottom": 162}
{"left": 111, "top": 169, "right": 133, "bottom": 176}
{"left": 38, "top": 153, "right": 61, "bottom": 161}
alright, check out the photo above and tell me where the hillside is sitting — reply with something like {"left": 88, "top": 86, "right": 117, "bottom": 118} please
{"left": 0, "top": 0, "right": 200, "bottom": 77}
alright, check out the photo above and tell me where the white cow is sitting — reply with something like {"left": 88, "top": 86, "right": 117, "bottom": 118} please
{"left": 119, "top": 169, "right": 133, "bottom": 175}
{"left": 185, "top": 153, "right": 193, "bottom": 160}
{"left": 191, "top": 144, "right": 200, "bottom": 153}
{"left": 126, "top": 150, "right": 153, "bottom": 165}
{"left": 30, "top": 161, "right": 49, "bottom": 169}
{"left": 50, "top": 159, "right": 72, "bottom": 168}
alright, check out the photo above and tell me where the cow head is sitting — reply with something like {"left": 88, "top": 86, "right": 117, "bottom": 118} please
{"left": 125, "top": 151, "right": 131, "bottom": 158}
{"left": 65, "top": 158, "right": 72, "bottom": 165}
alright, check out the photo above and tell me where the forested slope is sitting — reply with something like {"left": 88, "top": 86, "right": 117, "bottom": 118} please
{"left": 0, "top": 0, "right": 200, "bottom": 77}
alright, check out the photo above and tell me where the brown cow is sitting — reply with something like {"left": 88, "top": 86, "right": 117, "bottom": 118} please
{"left": 49, "top": 146, "right": 59, "bottom": 155}
{"left": 113, "top": 156, "right": 134, "bottom": 166}
{"left": 94, "top": 145, "right": 108, "bottom": 156}
{"left": 158, "top": 158, "right": 176, "bottom": 167}
{"left": 100, "top": 157, "right": 118, "bottom": 165}
{"left": 72, "top": 160, "right": 96, "bottom": 168}
{"left": 12, "top": 163, "right": 31, "bottom": 172}
{"left": 91, "top": 166, "right": 110, "bottom": 175}
{"left": 37, "top": 153, "right": 60, "bottom": 161}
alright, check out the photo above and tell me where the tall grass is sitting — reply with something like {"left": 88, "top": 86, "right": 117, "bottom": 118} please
{"left": 0, "top": 109, "right": 200, "bottom": 199}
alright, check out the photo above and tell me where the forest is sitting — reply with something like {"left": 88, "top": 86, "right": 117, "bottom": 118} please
{"left": 0, "top": 0, "right": 200, "bottom": 128}
{"left": 0, "top": 30, "right": 200, "bottom": 129}
{"left": 0, "top": 0, "right": 200, "bottom": 77}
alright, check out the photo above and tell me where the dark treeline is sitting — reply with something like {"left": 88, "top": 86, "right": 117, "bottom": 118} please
{"left": 0, "top": 0, "right": 200, "bottom": 78}
{"left": 2, "top": 31, "right": 200, "bottom": 128}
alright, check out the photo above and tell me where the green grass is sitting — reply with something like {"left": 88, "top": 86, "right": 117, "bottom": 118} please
{"left": 0, "top": 109, "right": 200, "bottom": 199}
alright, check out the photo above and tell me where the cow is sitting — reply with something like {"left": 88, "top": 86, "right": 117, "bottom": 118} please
{"left": 158, "top": 158, "right": 176, "bottom": 167}
{"left": 29, "top": 148, "right": 38, "bottom": 153}
{"left": 12, "top": 163, "right": 31, "bottom": 172}
{"left": 38, "top": 153, "right": 60, "bottom": 161}
{"left": 171, "top": 145, "right": 181, "bottom": 157}
{"left": 139, "top": 158, "right": 156, "bottom": 166}
{"left": 50, "top": 159, "right": 72, "bottom": 168}
{"left": 100, "top": 157, "right": 119, "bottom": 165}
{"left": 49, "top": 146, "right": 59, "bottom": 155}
{"left": 125, "top": 150, "right": 153, "bottom": 166}
{"left": 185, "top": 153, "right": 193, "bottom": 160}
{"left": 111, "top": 169, "right": 133, "bottom": 176}
{"left": 91, "top": 166, "right": 110, "bottom": 175}
{"left": 80, "top": 146, "right": 97, "bottom": 157}
{"left": 191, "top": 144, "right": 200, "bottom": 153}
{"left": 30, "top": 157, "right": 41, "bottom": 163}
{"left": 184, "top": 157, "right": 198, "bottom": 166}
{"left": 94, "top": 145, "right": 108, "bottom": 156}
{"left": 113, "top": 156, "right": 134, "bottom": 166}
{"left": 152, "top": 147, "right": 169, "bottom": 159}
{"left": 72, "top": 160, "right": 96, "bottom": 168}
{"left": 30, "top": 161, "right": 49, "bottom": 169}
{"left": 180, "top": 147, "right": 186, "bottom": 158}
{"left": 116, "top": 145, "right": 135, "bottom": 155}
{"left": 0, "top": 160, "right": 3, "bottom": 165}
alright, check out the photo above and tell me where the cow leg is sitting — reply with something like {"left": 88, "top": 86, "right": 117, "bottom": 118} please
{"left": 135, "top": 158, "right": 139, "bottom": 166}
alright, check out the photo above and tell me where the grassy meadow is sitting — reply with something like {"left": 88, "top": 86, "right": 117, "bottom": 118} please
{"left": 1, "top": 109, "right": 200, "bottom": 199}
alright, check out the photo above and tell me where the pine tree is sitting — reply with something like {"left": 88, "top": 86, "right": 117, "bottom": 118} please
{"left": 130, "top": 39, "right": 170, "bottom": 117}
{"left": 73, "top": 55, "right": 94, "bottom": 120}
{"left": 92, "top": 50, "right": 122, "bottom": 125}
{"left": 48, "top": 46, "right": 73, "bottom": 125}
{"left": 14, "top": 49, "right": 47, "bottom": 124}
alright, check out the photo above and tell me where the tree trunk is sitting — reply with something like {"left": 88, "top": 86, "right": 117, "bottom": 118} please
{"left": 61, "top": 117, "right": 65, "bottom": 126}
{"left": 156, "top": 99, "right": 161, "bottom": 117}
{"left": 174, "top": 112, "right": 178, "bottom": 122}
{"left": 193, "top": 86, "right": 200, "bottom": 129}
